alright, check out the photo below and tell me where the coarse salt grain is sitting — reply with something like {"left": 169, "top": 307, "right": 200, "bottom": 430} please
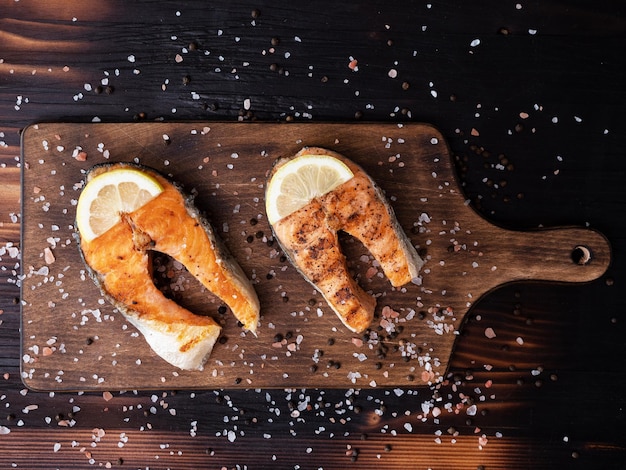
{"left": 44, "top": 247, "right": 55, "bottom": 264}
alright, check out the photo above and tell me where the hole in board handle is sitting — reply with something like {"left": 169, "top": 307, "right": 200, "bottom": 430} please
{"left": 571, "top": 245, "right": 592, "bottom": 265}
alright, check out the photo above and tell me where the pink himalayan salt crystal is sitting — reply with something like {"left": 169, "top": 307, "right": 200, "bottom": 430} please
{"left": 44, "top": 247, "right": 55, "bottom": 264}
{"left": 381, "top": 306, "right": 399, "bottom": 318}
{"left": 484, "top": 327, "right": 496, "bottom": 339}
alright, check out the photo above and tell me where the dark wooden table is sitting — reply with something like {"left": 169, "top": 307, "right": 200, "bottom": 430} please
{"left": 1, "top": 1, "right": 625, "bottom": 468}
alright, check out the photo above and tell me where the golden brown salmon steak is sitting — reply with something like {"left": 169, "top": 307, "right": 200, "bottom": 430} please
{"left": 76, "top": 162, "right": 260, "bottom": 370}
{"left": 266, "top": 147, "right": 424, "bottom": 333}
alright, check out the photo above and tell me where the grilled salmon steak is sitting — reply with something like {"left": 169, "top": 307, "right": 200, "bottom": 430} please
{"left": 76, "top": 162, "right": 260, "bottom": 370}
{"left": 267, "top": 147, "right": 424, "bottom": 333}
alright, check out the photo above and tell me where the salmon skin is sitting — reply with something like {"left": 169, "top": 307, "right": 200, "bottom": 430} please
{"left": 76, "top": 162, "right": 260, "bottom": 370}
{"left": 268, "top": 147, "right": 424, "bottom": 334}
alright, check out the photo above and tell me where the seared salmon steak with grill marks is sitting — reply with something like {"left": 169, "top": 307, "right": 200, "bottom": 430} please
{"left": 266, "top": 147, "right": 423, "bottom": 333}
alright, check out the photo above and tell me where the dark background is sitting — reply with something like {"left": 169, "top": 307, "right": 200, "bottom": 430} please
{"left": 1, "top": 1, "right": 625, "bottom": 468}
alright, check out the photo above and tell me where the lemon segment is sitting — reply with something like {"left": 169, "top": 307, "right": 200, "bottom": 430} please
{"left": 76, "top": 167, "right": 164, "bottom": 242}
{"left": 265, "top": 154, "right": 354, "bottom": 225}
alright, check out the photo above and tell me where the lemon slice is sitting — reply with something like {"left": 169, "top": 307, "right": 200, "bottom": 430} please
{"left": 266, "top": 154, "right": 354, "bottom": 224}
{"left": 76, "top": 167, "right": 164, "bottom": 242}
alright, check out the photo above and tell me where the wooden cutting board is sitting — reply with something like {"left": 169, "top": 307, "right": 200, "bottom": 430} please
{"left": 20, "top": 122, "right": 611, "bottom": 391}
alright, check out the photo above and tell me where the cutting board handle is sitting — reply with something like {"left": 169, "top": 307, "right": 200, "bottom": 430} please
{"left": 489, "top": 226, "right": 611, "bottom": 284}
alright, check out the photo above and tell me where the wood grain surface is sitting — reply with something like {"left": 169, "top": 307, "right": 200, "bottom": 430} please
{"left": 1, "top": 1, "right": 625, "bottom": 469}
{"left": 20, "top": 122, "right": 610, "bottom": 391}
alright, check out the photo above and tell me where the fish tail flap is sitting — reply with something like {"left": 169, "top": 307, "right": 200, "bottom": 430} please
{"left": 127, "top": 315, "right": 221, "bottom": 370}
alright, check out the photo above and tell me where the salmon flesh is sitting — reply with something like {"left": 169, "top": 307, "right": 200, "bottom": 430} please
{"left": 268, "top": 147, "right": 424, "bottom": 333}
{"left": 77, "top": 162, "right": 260, "bottom": 370}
